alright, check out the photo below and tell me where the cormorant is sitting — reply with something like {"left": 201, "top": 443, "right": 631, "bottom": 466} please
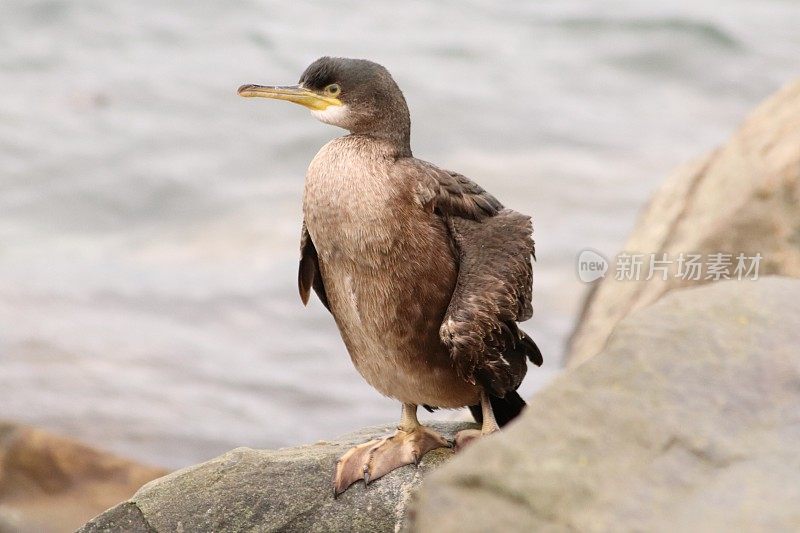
{"left": 238, "top": 57, "right": 542, "bottom": 496}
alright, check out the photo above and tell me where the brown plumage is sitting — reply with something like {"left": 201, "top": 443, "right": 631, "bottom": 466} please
{"left": 240, "top": 56, "right": 542, "bottom": 495}
{"left": 299, "top": 154, "right": 541, "bottom": 402}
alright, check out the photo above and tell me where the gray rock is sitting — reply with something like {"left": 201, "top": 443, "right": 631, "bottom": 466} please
{"left": 79, "top": 422, "right": 473, "bottom": 533}
{"left": 410, "top": 278, "right": 800, "bottom": 533}
{"left": 567, "top": 80, "right": 800, "bottom": 368}
{"left": 78, "top": 503, "right": 155, "bottom": 533}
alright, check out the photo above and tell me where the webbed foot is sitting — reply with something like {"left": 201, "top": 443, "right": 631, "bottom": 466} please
{"left": 454, "top": 390, "right": 501, "bottom": 452}
{"left": 333, "top": 425, "right": 450, "bottom": 497}
{"left": 453, "top": 427, "right": 497, "bottom": 452}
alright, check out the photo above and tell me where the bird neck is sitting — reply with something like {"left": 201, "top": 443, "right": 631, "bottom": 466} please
{"left": 365, "top": 129, "right": 412, "bottom": 158}
{"left": 350, "top": 95, "right": 412, "bottom": 157}
{"left": 346, "top": 131, "right": 411, "bottom": 160}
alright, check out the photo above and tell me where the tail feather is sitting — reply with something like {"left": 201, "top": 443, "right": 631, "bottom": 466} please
{"left": 469, "top": 390, "right": 526, "bottom": 427}
{"left": 469, "top": 329, "right": 540, "bottom": 426}
{"left": 519, "top": 330, "right": 543, "bottom": 367}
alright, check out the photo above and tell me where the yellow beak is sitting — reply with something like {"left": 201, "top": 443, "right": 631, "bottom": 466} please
{"left": 237, "top": 84, "right": 342, "bottom": 111}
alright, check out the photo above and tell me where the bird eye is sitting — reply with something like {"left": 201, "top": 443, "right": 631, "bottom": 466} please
{"left": 324, "top": 84, "right": 341, "bottom": 96}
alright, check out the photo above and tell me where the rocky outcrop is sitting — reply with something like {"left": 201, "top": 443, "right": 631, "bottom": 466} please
{"left": 0, "top": 423, "right": 166, "bottom": 533}
{"left": 566, "top": 80, "right": 800, "bottom": 368}
{"left": 79, "top": 422, "right": 472, "bottom": 533}
{"left": 77, "top": 279, "right": 800, "bottom": 533}
{"left": 410, "top": 278, "right": 800, "bottom": 532}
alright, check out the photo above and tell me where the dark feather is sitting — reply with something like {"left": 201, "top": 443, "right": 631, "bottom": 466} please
{"left": 299, "top": 221, "right": 330, "bottom": 311}
{"left": 406, "top": 161, "right": 541, "bottom": 398}
{"left": 440, "top": 212, "right": 538, "bottom": 396}
{"left": 519, "top": 329, "right": 543, "bottom": 367}
{"left": 469, "top": 390, "right": 527, "bottom": 427}
{"left": 398, "top": 159, "right": 503, "bottom": 221}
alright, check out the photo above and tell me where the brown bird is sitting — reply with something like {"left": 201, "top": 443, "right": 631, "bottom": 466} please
{"left": 238, "top": 57, "right": 542, "bottom": 496}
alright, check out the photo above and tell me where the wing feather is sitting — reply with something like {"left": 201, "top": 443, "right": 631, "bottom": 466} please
{"left": 405, "top": 159, "right": 540, "bottom": 396}
{"left": 441, "top": 212, "right": 538, "bottom": 395}
{"left": 397, "top": 158, "right": 503, "bottom": 220}
{"left": 299, "top": 221, "right": 330, "bottom": 311}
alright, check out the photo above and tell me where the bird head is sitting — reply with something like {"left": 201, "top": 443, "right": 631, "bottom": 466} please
{"left": 238, "top": 57, "right": 410, "bottom": 144}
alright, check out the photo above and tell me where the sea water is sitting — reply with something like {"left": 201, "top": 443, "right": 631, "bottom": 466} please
{"left": 0, "top": 0, "right": 798, "bottom": 468}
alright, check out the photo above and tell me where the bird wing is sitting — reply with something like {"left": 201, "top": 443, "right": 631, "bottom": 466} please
{"left": 400, "top": 158, "right": 541, "bottom": 396}
{"left": 299, "top": 220, "right": 330, "bottom": 311}
{"left": 404, "top": 159, "right": 504, "bottom": 220}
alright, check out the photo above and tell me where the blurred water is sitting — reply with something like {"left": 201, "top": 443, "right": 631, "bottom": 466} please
{"left": 0, "top": 0, "right": 798, "bottom": 468}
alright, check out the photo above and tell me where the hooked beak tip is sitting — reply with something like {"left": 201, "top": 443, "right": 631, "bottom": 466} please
{"left": 237, "top": 84, "right": 256, "bottom": 96}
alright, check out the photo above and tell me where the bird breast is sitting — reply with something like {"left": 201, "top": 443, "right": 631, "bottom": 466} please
{"left": 303, "top": 136, "right": 403, "bottom": 262}
{"left": 301, "top": 136, "right": 471, "bottom": 406}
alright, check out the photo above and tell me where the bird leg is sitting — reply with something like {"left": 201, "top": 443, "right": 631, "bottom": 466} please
{"left": 332, "top": 403, "right": 450, "bottom": 497}
{"left": 454, "top": 390, "right": 499, "bottom": 452}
